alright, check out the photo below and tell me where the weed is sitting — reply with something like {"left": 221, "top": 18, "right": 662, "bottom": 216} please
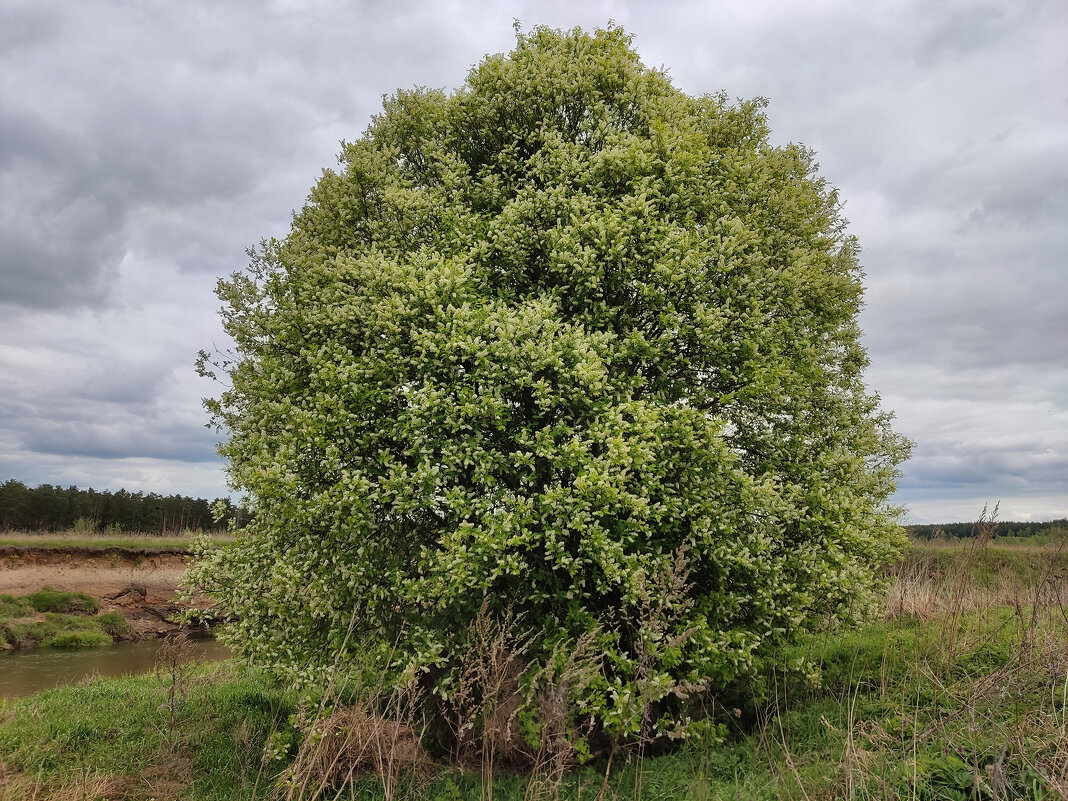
{"left": 155, "top": 631, "right": 198, "bottom": 740}
{"left": 2, "top": 613, "right": 115, "bottom": 650}
{"left": 281, "top": 704, "right": 432, "bottom": 800}
{"left": 47, "top": 630, "right": 112, "bottom": 648}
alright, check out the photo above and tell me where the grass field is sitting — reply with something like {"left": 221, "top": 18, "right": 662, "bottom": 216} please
{"left": 0, "top": 537, "right": 1065, "bottom": 800}
{"left": 0, "top": 530, "right": 234, "bottom": 552}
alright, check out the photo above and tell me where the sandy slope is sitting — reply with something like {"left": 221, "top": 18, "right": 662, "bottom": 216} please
{"left": 1, "top": 548, "right": 195, "bottom": 637}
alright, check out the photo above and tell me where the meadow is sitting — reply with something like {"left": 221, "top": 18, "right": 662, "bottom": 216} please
{"left": 0, "top": 530, "right": 232, "bottom": 553}
{"left": 0, "top": 535, "right": 1065, "bottom": 800}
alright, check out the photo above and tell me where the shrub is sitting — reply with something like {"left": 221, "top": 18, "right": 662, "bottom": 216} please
{"left": 190, "top": 25, "right": 909, "bottom": 742}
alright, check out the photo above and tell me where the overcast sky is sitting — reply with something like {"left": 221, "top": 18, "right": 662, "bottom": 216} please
{"left": 1, "top": 0, "right": 1065, "bottom": 524}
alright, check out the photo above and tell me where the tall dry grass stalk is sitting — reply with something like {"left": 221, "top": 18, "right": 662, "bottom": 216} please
{"left": 154, "top": 630, "right": 198, "bottom": 742}
{"left": 444, "top": 604, "right": 531, "bottom": 801}
{"left": 748, "top": 507, "right": 1068, "bottom": 799}
{"left": 440, "top": 605, "right": 614, "bottom": 801}
{"left": 523, "top": 631, "right": 604, "bottom": 801}
{"left": 887, "top": 505, "right": 1068, "bottom": 625}
{"left": 281, "top": 703, "right": 432, "bottom": 801}
{"left": 274, "top": 607, "right": 435, "bottom": 801}
{"left": 844, "top": 506, "right": 1068, "bottom": 798}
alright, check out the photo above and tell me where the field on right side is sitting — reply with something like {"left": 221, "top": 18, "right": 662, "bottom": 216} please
{"left": 747, "top": 534, "right": 1068, "bottom": 801}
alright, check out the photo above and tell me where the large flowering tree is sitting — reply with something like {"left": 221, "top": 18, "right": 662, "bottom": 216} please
{"left": 191, "top": 26, "right": 909, "bottom": 739}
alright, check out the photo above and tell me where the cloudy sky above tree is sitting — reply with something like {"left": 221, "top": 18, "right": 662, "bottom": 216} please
{"left": 1, "top": 0, "right": 1064, "bottom": 524}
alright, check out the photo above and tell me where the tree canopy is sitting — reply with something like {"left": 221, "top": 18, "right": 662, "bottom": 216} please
{"left": 192, "top": 25, "right": 910, "bottom": 741}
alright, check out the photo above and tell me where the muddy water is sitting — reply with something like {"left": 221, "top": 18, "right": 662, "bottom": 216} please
{"left": 0, "top": 637, "right": 231, "bottom": 699}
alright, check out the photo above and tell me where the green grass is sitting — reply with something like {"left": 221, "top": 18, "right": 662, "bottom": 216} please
{"left": 0, "top": 593, "right": 32, "bottom": 618}
{"left": 1, "top": 612, "right": 115, "bottom": 650}
{"left": 0, "top": 661, "right": 297, "bottom": 800}
{"left": 25, "top": 586, "right": 100, "bottom": 615}
{"left": 97, "top": 610, "right": 133, "bottom": 639}
{"left": 905, "top": 541, "right": 1068, "bottom": 590}
{"left": 0, "top": 529, "right": 235, "bottom": 552}
{"left": 1, "top": 542, "right": 1065, "bottom": 799}
{"left": 0, "top": 591, "right": 134, "bottom": 650}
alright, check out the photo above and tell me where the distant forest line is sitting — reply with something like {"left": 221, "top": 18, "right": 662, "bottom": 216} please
{"left": 2, "top": 478, "right": 1064, "bottom": 538}
{"left": 907, "top": 519, "right": 1067, "bottom": 540}
{"left": 0, "top": 479, "right": 248, "bottom": 533}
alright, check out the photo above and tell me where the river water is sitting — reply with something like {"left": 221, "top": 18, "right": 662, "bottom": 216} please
{"left": 0, "top": 637, "right": 231, "bottom": 699}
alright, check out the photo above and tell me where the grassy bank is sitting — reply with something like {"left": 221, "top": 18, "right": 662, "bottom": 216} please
{"left": 0, "top": 588, "right": 133, "bottom": 650}
{"left": 0, "top": 530, "right": 234, "bottom": 552}
{"left": 1, "top": 541, "right": 1065, "bottom": 799}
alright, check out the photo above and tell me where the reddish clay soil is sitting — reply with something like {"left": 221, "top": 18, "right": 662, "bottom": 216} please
{"left": 0, "top": 547, "right": 198, "bottom": 638}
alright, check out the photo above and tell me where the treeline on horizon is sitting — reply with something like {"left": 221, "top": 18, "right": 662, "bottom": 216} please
{"left": 0, "top": 479, "right": 248, "bottom": 533}
{"left": 908, "top": 519, "right": 1067, "bottom": 540}
{"left": 3, "top": 477, "right": 1063, "bottom": 539}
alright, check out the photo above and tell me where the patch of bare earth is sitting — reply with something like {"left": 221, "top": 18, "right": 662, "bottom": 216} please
{"left": 0, "top": 548, "right": 197, "bottom": 638}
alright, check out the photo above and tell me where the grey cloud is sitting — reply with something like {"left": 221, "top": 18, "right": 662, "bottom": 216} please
{"left": 913, "top": 1, "right": 1011, "bottom": 67}
{"left": 1, "top": 374, "right": 219, "bottom": 465}
{"left": 963, "top": 168, "right": 1068, "bottom": 229}
{"left": 0, "top": 0, "right": 1065, "bottom": 518}
{"left": 904, "top": 444, "right": 1068, "bottom": 491}
{"left": 0, "top": 199, "right": 124, "bottom": 308}
{"left": 22, "top": 419, "right": 219, "bottom": 464}
{"left": 862, "top": 267, "right": 1067, "bottom": 381}
{"left": 0, "top": 428, "right": 229, "bottom": 498}
{"left": 0, "top": 301, "right": 221, "bottom": 469}
{"left": 74, "top": 364, "right": 173, "bottom": 406}
{"left": 0, "top": 2, "right": 63, "bottom": 54}
{"left": 1, "top": 11, "right": 300, "bottom": 309}
{"left": 0, "top": 0, "right": 504, "bottom": 311}
{"left": 878, "top": 132, "right": 1068, "bottom": 232}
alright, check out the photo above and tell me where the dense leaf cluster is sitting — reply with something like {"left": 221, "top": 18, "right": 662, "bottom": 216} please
{"left": 192, "top": 27, "right": 909, "bottom": 738}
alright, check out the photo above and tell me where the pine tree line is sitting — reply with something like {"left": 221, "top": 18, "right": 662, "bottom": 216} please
{"left": 0, "top": 479, "right": 247, "bottom": 533}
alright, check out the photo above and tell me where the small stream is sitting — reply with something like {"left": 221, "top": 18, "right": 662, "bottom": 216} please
{"left": 0, "top": 637, "right": 231, "bottom": 699}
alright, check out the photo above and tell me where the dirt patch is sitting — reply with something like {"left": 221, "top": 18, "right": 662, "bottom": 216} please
{"left": 1, "top": 548, "right": 198, "bottom": 639}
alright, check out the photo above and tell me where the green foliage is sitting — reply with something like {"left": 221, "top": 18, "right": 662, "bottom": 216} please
{"left": 46, "top": 629, "right": 112, "bottom": 648}
{"left": 26, "top": 586, "right": 99, "bottom": 615}
{"left": 2, "top": 612, "right": 111, "bottom": 649}
{"left": 191, "top": 25, "right": 909, "bottom": 739}
{"left": 908, "top": 519, "right": 1067, "bottom": 541}
{"left": 3, "top": 564, "right": 1065, "bottom": 800}
{"left": 904, "top": 544, "right": 1068, "bottom": 590}
{"left": 0, "top": 592, "right": 136, "bottom": 648}
{"left": 97, "top": 611, "right": 133, "bottom": 639}
{"left": 0, "top": 592, "right": 32, "bottom": 618}
{"left": 0, "top": 477, "right": 246, "bottom": 533}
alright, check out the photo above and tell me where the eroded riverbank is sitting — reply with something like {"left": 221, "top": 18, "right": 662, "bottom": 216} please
{"left": 1, "top": 546, "right": 197, "bottom": 642}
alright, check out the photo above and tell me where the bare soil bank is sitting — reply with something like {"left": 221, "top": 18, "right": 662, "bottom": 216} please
{"left": 1, "top": 546, "right": 197, "bottom": 638}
